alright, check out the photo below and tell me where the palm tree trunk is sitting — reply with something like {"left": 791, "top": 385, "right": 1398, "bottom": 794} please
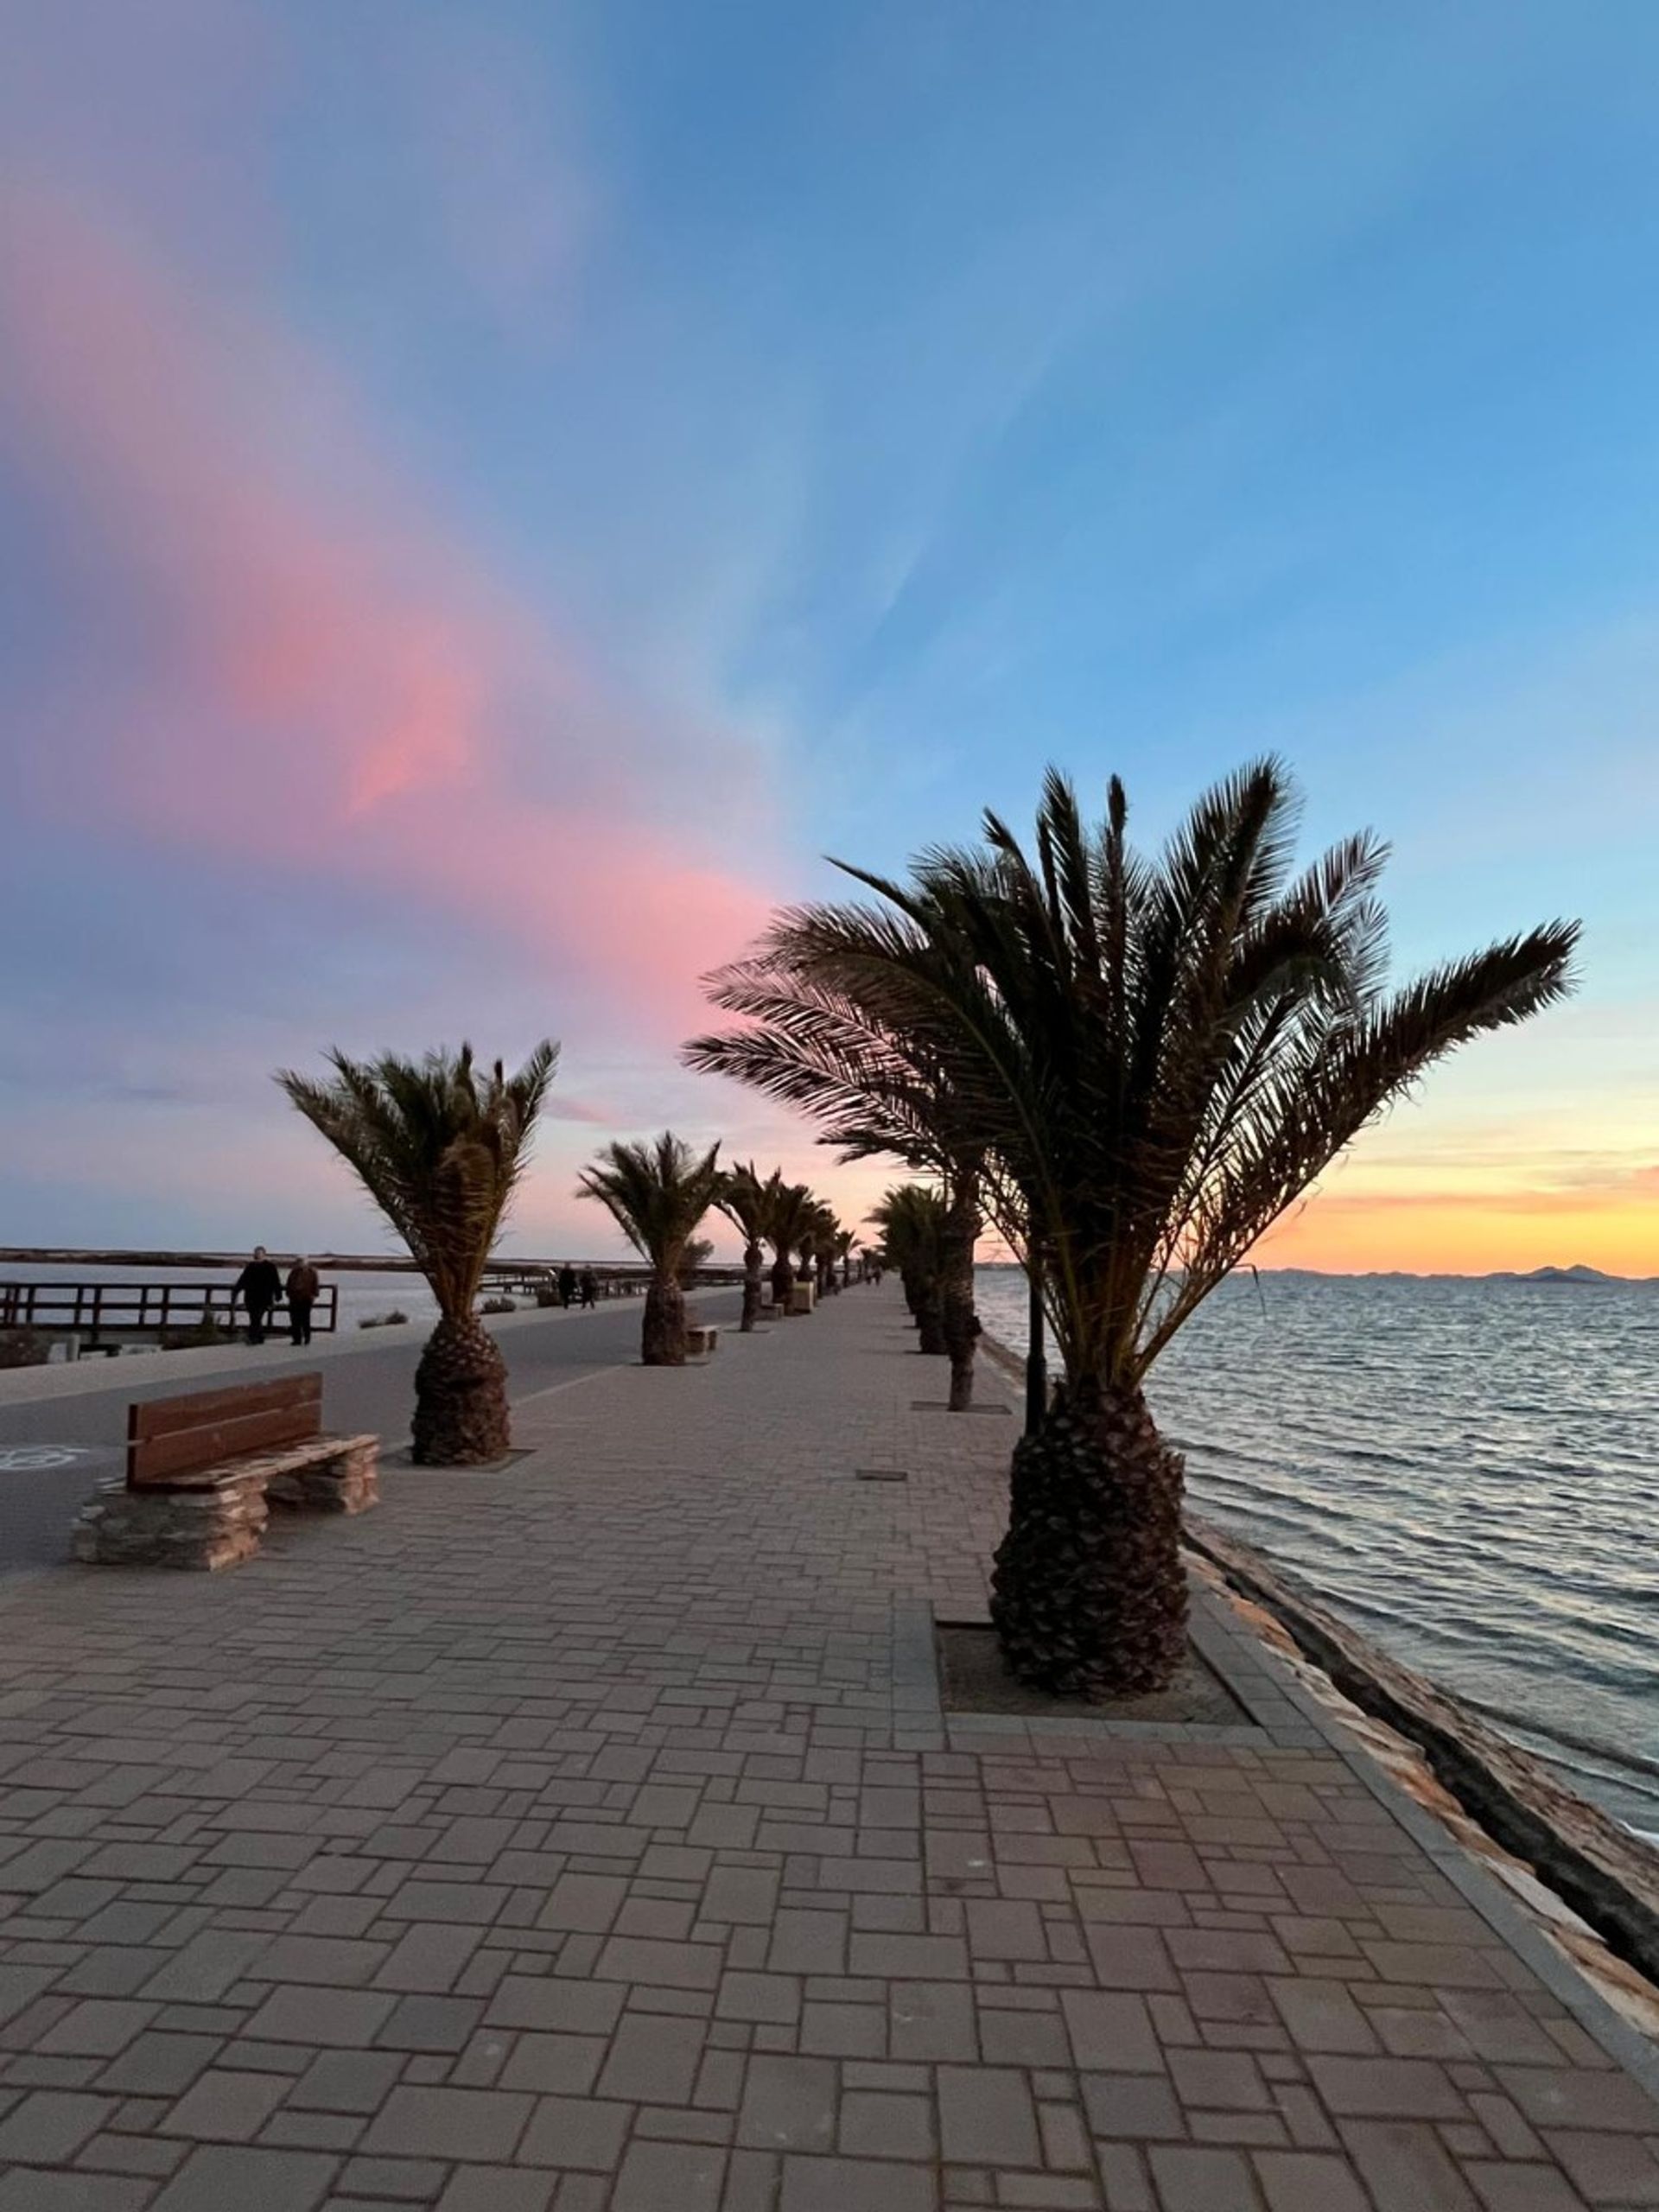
{"left": 989, "top": 1379, "right": 1187, "bottom": 1696}
{"left": 771, "top": 1250, "right": 794, "bottom": 1313}
{"left": 411, "top": 1314, "right": 511, "bottom": 1464}
{"left": 741, "top": 1241, "right": 764, "bottom": 1332}
{"left": 941, "top": 1172, "right": 981, "bottom": 1409}
{"left": 642, "top": 1274, "right": 687, "bottom": 1364}
{"left": 914, "top": 1274, "right": 946, "bottom": 1356}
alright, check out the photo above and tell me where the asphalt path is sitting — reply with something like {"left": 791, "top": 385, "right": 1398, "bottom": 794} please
{"left": 0, "top": 1289, "right": 743, "bottom": 1576}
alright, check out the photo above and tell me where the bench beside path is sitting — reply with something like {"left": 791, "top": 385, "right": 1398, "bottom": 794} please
{"left": 71, "top": 1370, "right": 378, "bottom": 1570}
{"left": 0, "top": 1288, "right": 1653, "bottom": 2209}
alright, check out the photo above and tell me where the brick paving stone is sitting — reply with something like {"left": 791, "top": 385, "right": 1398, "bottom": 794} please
{"left": 496, "top": 2033, "right": 607, "bottom": 2094}
{"left": 737, "top": 2053, "right": 839, "bottom": 2151}
{"left": 0, "top": 2087, "right": 112, "bottom": 2162}
{"left": 0, "top": 2177, "right": 158, "bottom": 2212}
{"left": 1308, "top": 2053, "right": 1470, "bottom": 2118}
{"left": 0, "top": 1289, "right": 1654, "bottom": 2212}
{"left": 514, "top": 2094, "right": 630, "bottom": 2170}
{"left": 890, "top": 1981, "right": 977, "bottom": 2061}
{"left": 612, "top": 2137, "right": 726, "bottom": 2209}
{"left": 1058, "top": 1990, "right": 1163, "bottom": 2075}
{"left": 1497, "top": 2069, "right": 1659, "bottom": 2133}
{"left": 840, "top": 2088, "right": 933, "bottom": 2158}
{"left": 1147, "top": 2144, "right": 1262, "bottom": 2210}
{"left": 1544, "top": 2128, "right": 1659, "bottom": 2203}
{"left": 435, "top": 2173, "right": 557, "bottom": 2212}
{"left": 158, "top": 2067, "right": 289, "bottom": 2141}
{"left": 290, "top": 2050, "right": 406, "bottom": 2113}
{"left": 1253, "top": 2149, "right": 1373, "bottom": 2212}
{"left": 936, "top": 2064, "right": 1040, "bottom": 2166}
{"left": 150, "top": 2145, "right": 340, "bottom": 2211}
{"left": 359, "top": 2085, "right": 532, "bottom": 2160}
{"left": 596, "top": 2012, "right": 706, "bottom": 2103}
{"left": 1083, "top": 2071, "right": 1185, "bottom": 2142}
{"left": 1342, "top": 2118, "right": 1483, "bottom": 2209}
{"left": 780, "top": 2153, "right": 938, "bottom": 2210}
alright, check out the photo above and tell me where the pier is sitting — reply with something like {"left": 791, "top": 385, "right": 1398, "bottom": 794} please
{"left": 0, "top": 1287, "right": 1652, "bottom": 2208}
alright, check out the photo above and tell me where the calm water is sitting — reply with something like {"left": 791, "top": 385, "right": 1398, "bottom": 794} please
{"left": 976, "top": 1267, "right": 1659, "bottom": 1833}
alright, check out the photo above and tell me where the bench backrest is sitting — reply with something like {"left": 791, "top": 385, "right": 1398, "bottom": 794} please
{"left": 127, "top": 1372, "right": 323, "bottom": 1488}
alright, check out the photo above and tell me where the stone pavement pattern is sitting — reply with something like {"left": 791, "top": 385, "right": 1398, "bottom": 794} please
{"left": 0, "top": 1289, "right": 1656, "bottom": 2209}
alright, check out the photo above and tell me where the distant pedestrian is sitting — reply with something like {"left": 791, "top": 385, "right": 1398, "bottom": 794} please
{"left": 579, "top": 1268, "right": 598, "bottom": 1309}
{"left": 557, "top": 1263, "right": 577, "bottom": 1310}
{"left": 286, "top": 1256, "right": 321, "bottom": 1345}
{"left": 234, "top": 1246, "right": 282, "bottom": 1344}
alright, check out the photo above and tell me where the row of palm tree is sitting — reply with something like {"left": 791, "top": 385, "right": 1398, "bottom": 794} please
{"left": 278, "top": 760, "right": 1576, "bottom": 1703}
{"left": 277, "top": 1049, "right": 865, "bottom": 1449}
{"left": 683, "top": 760, "right": 1579, "bottom": 1699}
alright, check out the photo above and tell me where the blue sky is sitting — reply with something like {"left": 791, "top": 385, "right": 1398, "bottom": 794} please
{"left": 1, "top": 0, "right": 1655, "bottom": 1266}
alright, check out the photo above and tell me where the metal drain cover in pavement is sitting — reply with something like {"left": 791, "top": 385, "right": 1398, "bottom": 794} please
{"left": 855, "top": 1467, "right": 908, "bottom": 1483}
{"left": 0, "top": 1446, "right": 90, "bottom": 1471}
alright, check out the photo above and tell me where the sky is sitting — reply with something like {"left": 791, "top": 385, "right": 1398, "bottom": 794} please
{"left": 1, "top": 0, "right": 1655, "bottom": 1274}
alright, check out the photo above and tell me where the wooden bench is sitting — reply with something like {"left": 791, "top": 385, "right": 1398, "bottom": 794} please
{"left": 73, "top": 1373, "right": 378, "bottom": 1571}
{"left": 685, "top": 1324, "right": 720, "bottom": 1357}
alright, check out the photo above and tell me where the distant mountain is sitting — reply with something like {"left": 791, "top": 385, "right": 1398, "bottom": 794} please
{"left": 1510, "top": 1263, "right": 1621, "bottom": 1285}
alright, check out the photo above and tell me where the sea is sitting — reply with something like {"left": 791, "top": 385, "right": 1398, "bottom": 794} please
{"left": 974, "top": 1266, "right": 1659, "bottom": 1836}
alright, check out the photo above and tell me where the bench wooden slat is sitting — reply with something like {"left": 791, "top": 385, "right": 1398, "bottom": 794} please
{"left": 129, "top": 1373, "right": 321, "bottom": 1442}
{"left": 127, "top": 1373, "right": 324, "bottom": 1488}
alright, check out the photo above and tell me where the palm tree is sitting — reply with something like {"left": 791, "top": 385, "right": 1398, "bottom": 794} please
{"left": 869, "top": 1185, "right": 948, "bottom": 1355}
{"left": 577, "top": 1132, "right": 723, "bottom": 1365}
{"left": 688, "top": 949, "right": 986, "bottom": 1404}
{"left": 699, "top": 761, "right": 1579, "bottom": 1697}
{"left": 808, "top": 1203, "right": 842, "bottom": 1296}
{"left": 765, "top": 1177, "right": 820, "bottom": 1315}
{"left": 677, "top": 1236, "right": 715, "bottom": 1287}
{"left": 277, "top": 1041, "right": 558, "bottom": 1464}
{"left": 835, "top": 1228, "right": 856, "bottom": 1287}
{"left": 715, "top": 1162, "right": 772, "bottom": 1332}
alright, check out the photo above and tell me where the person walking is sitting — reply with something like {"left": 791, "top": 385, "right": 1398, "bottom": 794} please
{"left": 286, "top": 1256, "right": 321, "bottom": 1345}
{"left": 579, "top": 1267, "right": 598, "bottom": 1309}
{"left": 234, "top": 1246, "right": 282, "bottom": 1344}
{"left": 557, "top": 1262, "right": 577, "bottom": 1310}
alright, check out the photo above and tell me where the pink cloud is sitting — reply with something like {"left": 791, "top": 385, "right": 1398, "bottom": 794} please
{"left": 0, "top": 188, "right": 773, "bottom": 1039}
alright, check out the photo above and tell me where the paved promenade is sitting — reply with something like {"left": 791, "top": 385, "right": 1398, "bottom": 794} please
{"left": 0, "top": 1288, "right": 1656, "bottom": 2209}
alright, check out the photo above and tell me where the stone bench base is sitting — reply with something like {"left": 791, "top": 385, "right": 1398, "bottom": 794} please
{"left": 685, "top": 1325, "right": 720, "bottom": 1357}
{"left": 73, "top": 1433, "right": 378, "bottom": 1569}
{"left": 73, "top": 1471, "right": 269, "bottom": 1571}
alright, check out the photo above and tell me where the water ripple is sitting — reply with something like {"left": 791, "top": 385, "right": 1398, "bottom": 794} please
{"left": 976, "top": 1268, "right": 1659, "bottom": 1829}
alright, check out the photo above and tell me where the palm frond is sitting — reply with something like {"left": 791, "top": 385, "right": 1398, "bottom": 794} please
{"left": 276, "top": 1039, "right": 559, "bottom": 1317}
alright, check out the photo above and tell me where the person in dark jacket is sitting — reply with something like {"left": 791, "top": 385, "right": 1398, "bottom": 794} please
{"left": 234, "top": 1247, "right": 282, "bottom": 1344}
{"left": 557, "top": 1263, "right": 577, "bottom": 1310}
{"left": 579, "top": 1267, "right": 598, "bottom": 1309}
{"left": 286, "top": 1257, "right": 321, "bottom": 1345}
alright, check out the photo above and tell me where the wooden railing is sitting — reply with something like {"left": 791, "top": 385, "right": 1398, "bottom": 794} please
{"left": 0, "top": 1282, "right": 339, "bottom": 1345}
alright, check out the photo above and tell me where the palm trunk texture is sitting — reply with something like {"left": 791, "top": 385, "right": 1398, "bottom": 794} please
{"left": 941, "top": 1178, "right": 980, "bottom": 1409}
{"left": 772, "top": 1253, "right": 795, "bottom": 1312}
{"left": 912, "top": 1276, "right": 947, "bottom": 1357}
{"left": 741, "top": 1242, "right": 765, "bottom": 1332}
{"left": 989, "top": 1381, "right": 1187, "bottom": 1696}
{"left": 641, "top": 1275, "right": 687, "bottom": 1365}
{"left": 411, "top": 1314, "right": 511, "bottom": 1465}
